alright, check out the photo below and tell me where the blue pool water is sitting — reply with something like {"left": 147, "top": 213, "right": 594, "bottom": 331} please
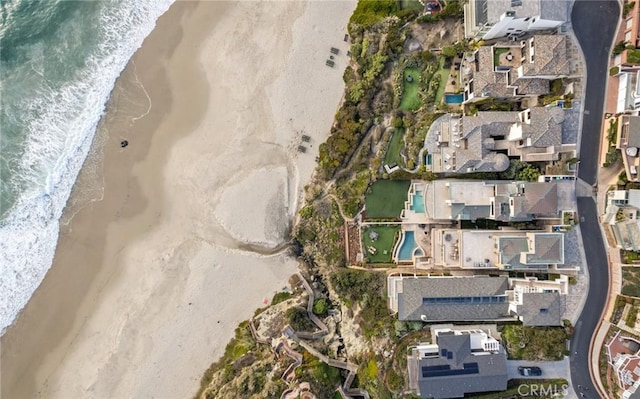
{"left": 410, "top": 191, "right": 425, "bottom": 213}
{"left": 398, "top": 231, "right": 418, "bottom": 261}
{"left": 444, "top": 93, "right": 464, "bottom": 104}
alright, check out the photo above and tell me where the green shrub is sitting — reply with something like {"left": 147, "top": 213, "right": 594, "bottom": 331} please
{"left": 627, "top": 306, "right": 638, "bottom": 327}
{"left": 313, "top": 299, "right": 328, "bottom": 315}
{"left": 272, "top": 291, "right": 292, "bottom": 305}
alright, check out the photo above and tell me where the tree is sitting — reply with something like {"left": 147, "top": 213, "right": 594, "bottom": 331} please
{"left": 517, "top": 164, "right": 541, "bottom": 182}
{"left": 313, "top": 299, "right": 328, "bottom": 316}
{"left": 441, "top": 45, "right": 456, "bottom": 58}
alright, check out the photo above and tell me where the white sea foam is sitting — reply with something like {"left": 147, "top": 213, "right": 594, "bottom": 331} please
{"left": 0, "top": 0, "right": 174, "bottom": 335}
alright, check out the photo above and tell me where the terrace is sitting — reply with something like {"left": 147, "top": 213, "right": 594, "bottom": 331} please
{"left": 493, "top": 46, "right": 525, "bottom": 70}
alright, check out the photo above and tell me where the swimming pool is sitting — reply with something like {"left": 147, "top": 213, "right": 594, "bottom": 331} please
{"left": 397, "top": 231, "right": 418, "bottom": 261}
{"left": 410, "top": 190, "right": 425, "bottom": 213}
{"left": 444, "top": 93, "right": 464, "bottom": 104}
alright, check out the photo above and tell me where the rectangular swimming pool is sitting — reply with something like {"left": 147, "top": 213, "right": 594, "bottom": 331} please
{"left": 444, "top": 93, "right": 464, "bottom": 104}
{"left": 410, "top": 191, "right": 425, "bottom": 213}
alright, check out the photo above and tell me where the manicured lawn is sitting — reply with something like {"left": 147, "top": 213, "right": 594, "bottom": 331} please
{"left": 622, "top": 266, "right": 640, "bottom": 297}
{"left": 364, "top": 180, "right": 411, "bottom": 219}
{"left": 384, "top": 128, "right": 405, "bottom": 166}
{"left": 362, "top": 226, "right": 399, "bottom": 263}
{"left": 493, "top": 47, "right": 510, "bottom": 66}
{"left": 434, "top": 57, "right": 450, "bottom": 105}
{"left": 400, "top": 0, "right": 424, "bottom": 10}
{"left": 399, "top": 68, "right": 421, "bottom": 111}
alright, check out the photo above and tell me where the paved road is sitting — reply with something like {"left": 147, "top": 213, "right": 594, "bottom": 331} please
{"left": 573, "top": 0, "right": 619, "bottom": 186}
{"left": 506, "top": 357, "right": 570, "bottom": 381}
{"left": 571, "top": 0, "right": 619, "bottom": 397}
{"left": 572, "top": 198, "right": 612, "bottom": 395}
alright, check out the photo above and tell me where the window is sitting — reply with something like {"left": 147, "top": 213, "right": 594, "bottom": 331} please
{"left": 511, "top": 0, "right": 523, "bottom": 6}
{"left": 628, "top": 18, "right": 634, "bottom": 29}
{"left": 540, "top": 308, "right": 548, "bottom": 314}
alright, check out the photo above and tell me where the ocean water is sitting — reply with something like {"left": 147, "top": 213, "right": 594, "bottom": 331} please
{"left": 0, "top": 0, "right": 174, "bottom": 334}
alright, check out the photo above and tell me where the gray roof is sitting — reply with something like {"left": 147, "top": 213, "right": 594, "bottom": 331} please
{"left": 498, "top": 236, "right": 530, "bottom": 269}
{"left": 472, "top": 47, "right": 518, "bottom": 99}
{"left": 519, "top": 292, "right": 562, "bottom": 326}
{"left": 456, "top": 112, "right": 520, "bottom": 173}
{"left": 522, "top": 35, "right": 571, "bottom": 77}
{"left": 453, "top": 109, "right": 563, "bottom": 173}
{"left": 527, "top": 233, "right": 564, "bottom": 264}
{"left": 414, "top": 334, "right": 508, "bottom": 398}
{"left": 515, "top": 78, "right": 551, "bottom": 95}
{"left": 524, "top": 182, "right": 559, "bottom": 214}
{"left": 623, "top": 115, "right": 640, "bottom": 148}
{"left": 397, "top": 276, "right": 511, "bottom": 321}
{"left": 628, "top": 190, "right": 640, "bottom": 209}
{"left": 524, "top": 107, "right": 564, "bottom": 147}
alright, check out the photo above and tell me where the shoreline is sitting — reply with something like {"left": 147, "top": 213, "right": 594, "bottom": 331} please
{"left": 1, "top": 1, "right": 356, "bottom": 398}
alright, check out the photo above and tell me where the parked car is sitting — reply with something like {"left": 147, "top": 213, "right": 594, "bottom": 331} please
{"left": 518, "top": 366, "right": 542, "bottom": 377}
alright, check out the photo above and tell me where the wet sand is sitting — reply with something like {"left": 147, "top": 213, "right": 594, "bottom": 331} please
{"left": 0, "top": 1, "right": 355, "bottom": 398}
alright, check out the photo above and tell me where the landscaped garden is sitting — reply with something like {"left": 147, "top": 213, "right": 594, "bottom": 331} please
{"left": 500, "top": 325, "right": 569, "bottom": 361}
{"left": 493, "top": 47, "right": 510, "bottom": 67}
{"left": 399, "top": 67, "right": 421, "bottom": 111}
{"left": 622, "top": 266, "right": 640, "bottom": 297}
{"left": 434, "top": 57, "right": 450, "bottom": 105}
{"left": 362, "top": 225, "right": 399, "bottom": 263}
{"left": 364, "top": 180, "right": 411, "bottom": 219}
{"left": 384, "top": 128, "right": 405, "bottom": 166}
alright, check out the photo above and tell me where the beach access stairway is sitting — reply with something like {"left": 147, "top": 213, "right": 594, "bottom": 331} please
{"left": 287, "top": 273, "right": 369, "bottom": 399}
{"left": 249, "top": 272, "right": 369, "bottom": 399}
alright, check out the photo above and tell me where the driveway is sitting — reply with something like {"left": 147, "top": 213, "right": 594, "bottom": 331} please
{"left": 506, "top": 357, "right": 570, "bottom": 381}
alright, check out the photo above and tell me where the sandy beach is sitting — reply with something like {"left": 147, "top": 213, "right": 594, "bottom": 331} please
{"left": 0, "top": 1, "right": 356, "bottom": 398}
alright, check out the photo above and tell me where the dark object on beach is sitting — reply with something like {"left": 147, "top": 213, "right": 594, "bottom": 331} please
{"left": 297, "top": 145, "right": 307, "bottom": 153}
{"left": 301, "top": 134, "right": 311, "bottom": 142}
{"left": 346, "top": 51, "right": 351, "bottom": 57}
{"left": 120, "top": 140, "right": 128, "bottom": 148}
{"left": 330, "top": 55, "right": 334, "bottom": 60}
{"left": 344, "top": 34, "right": 348, "bottom": 42}
{"left": 326, "top": 60, "right": 335, "bottom": 67}
{"left": 330, "top": 47, "right": 339, "bottom": 55}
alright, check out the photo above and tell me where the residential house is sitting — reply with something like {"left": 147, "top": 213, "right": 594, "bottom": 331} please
{"left": 431, "top": 228, "right": 567, "bottom": 272}
{"left": 603, "top": 189, "right": 640, "bottom": 250}
{"left": 407, "top": 326, "right": 508, "bottom": 398}
{"left": 608, "top": 1, "right": 640, "bottom": 113}
{"left": 606, "top": 330, "right": 640, "bottom": 398}
{"left": 509, "top": 275, "right": 567, "bottom": 326}
{"left": 387, "top": 275, "right": 567, "bottom": 324}
{"left": 617, "top": 115, "right": 640, "bottom": 182}
{"left": 461, "top": 35, "right": 573, "bottom": 104}
{"left": 463, "top": 0, "right": 568, "bottom": 40}
{"left": 429, "top": 108, "right": 573, "bottom": 174}
{"left": 422, "top": 180, "right": 563, "bottom": 222}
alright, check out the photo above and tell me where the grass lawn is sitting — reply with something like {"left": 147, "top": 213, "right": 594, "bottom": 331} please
{"left": 622, "top": 266, "right": 640, "bottom": 297}
{"left": 364, "top": 180, "right": 411, "bottom": 219}
{"left": 384, "top": 128, "right": 405, "bottom": 166}
{"left": 493, "top": 47, "right": 510, "bottom": 67}
{"left": 362, "top": 226, "right": 399, "bottom": 263}
{"left": 399, "top": 68, "right": 421, "bottom": 111}
{"left": 400, "top": 0, "right": 424, "bottom": 10}
{"left": 434, "top": 57, "right": 450, "bottom": 105}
